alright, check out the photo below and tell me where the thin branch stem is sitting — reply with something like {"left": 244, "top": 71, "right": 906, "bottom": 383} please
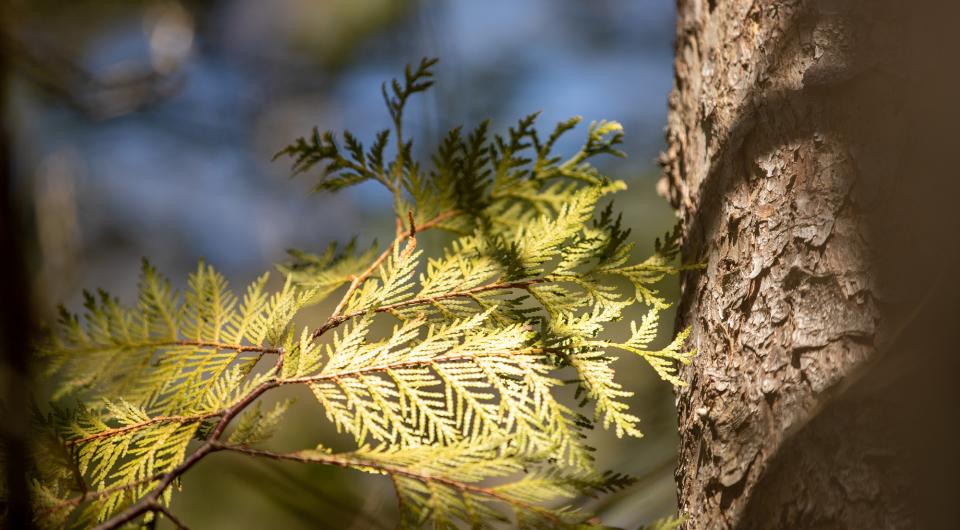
{"left": 378, "top": 278, "right": 544, "bottom": 313}
{"left": 42, "top": 475, "right": 160, "bottom": 516}
{"left": 62, "top": 339, "right": 281, "bottom": 356}
{"left": 152, "top": 503, "right": 190, "bottom": 529}
{"left": 214, "top": 444, "right": 566, "bottom": 525}
{"left": 208, "top": 382, "right": 279, "bottom": 442}
{"left": 312, "top": 210, "right": 458, "bottom": 340}
{"left": 65, "top": 411, "right": 221, "bottom": 447}
{"left": 315, "top": 277, "right": 545, "bottom": 340}
{"left": 88, "top": 446, "right": 214, "bottom": 530}
{"left": 170, "top": 340, "right": 280, "bottom": 354}
{"left": 281, "top": 348, "right": 546, "bottom": 385}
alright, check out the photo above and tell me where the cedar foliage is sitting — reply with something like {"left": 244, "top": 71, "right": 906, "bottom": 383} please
{"left": 18, "top": 58, "right": 693, "bottom": 529}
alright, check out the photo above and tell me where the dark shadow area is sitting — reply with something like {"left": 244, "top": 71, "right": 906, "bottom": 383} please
{"left": 0, "top": 19, "right": 39, "bottom": 529}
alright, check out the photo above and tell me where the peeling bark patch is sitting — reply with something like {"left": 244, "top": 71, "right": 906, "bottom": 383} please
{"left": 788, "top": 274, "right": 873, "bottom": 351}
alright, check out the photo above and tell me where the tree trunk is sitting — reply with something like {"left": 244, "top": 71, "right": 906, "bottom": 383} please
{"left": 661, "top": 0, "right": 960, "bottom": 528}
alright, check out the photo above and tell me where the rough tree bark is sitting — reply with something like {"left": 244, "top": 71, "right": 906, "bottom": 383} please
{"left": 661, "top": 0, "right": 960, "bottom": 528}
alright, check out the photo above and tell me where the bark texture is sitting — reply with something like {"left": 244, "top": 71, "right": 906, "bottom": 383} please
{"left": 661, "top": 0, "right": 960, "bottom": 528}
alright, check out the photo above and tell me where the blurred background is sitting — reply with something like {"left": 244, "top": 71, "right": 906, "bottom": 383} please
{"left": 4, "top": 0, "right": 681, "bottom": 527}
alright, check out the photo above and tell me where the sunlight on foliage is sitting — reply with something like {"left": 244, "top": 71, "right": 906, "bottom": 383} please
{"left": 21, "top": 58, "right": 695, "bottom": 529}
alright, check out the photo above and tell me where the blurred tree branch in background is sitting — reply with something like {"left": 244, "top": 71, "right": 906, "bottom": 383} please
{"left": 2, "top": 4, "right": 187, "bottom": 119}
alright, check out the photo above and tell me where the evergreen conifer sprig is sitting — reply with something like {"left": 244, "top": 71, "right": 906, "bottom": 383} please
{"left": 23, "top": 58, "right": 694, "bottom": 529}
